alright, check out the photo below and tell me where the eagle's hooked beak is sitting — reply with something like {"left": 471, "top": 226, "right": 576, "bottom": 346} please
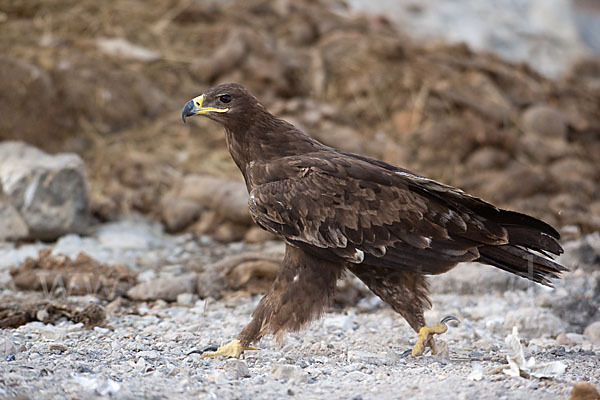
{"left": 181, "top": 94, "right": 229, "bottom": 123}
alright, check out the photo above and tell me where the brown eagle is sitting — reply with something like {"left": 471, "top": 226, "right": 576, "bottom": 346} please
{"left": 182, "top": 83, "right": 566, "bottom": 358}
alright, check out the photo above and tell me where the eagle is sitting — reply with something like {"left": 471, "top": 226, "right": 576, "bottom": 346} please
{"left": 181, "top": 83, "right": 566, "bottom": 358}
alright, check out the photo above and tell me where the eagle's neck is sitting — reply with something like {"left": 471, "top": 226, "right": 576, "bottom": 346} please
{"left": 224, "top": 112, "right": 322, "bottom": 187}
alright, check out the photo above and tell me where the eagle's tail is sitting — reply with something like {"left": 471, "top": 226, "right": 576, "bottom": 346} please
{"left": 477, "top": 210, "right": 568, "bottom": 287}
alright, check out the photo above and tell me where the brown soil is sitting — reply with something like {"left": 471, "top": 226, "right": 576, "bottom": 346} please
{"left": 10, "top": 249, "right": 137, "bottom": 299}
{"left": 1, "top": 0, "right": 599, "bottom": 236}
{"left": 0, "top": 296, "right": 106, "bottom": 329}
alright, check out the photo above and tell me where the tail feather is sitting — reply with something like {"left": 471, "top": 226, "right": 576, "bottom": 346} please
{"left": 503, "top": 225, "right": 563, "bottom": 255}
{"left": 491, "top": 210, "right": 561, "bottom": 240}
{"left": 479, "top": 245, "right": 566, "bottom": 286}
{"left": 478, "top": 210, "right": 567, "bottom": 287}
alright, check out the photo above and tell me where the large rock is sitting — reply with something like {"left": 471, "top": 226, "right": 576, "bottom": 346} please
{"left": 503, "top": 307, "right": 567, "bottom": 337}
{"left": 161, "top": 174, "right": 251, "bottom": 235}
{"left": 175, "top": 174, "right": 250, "bottom": 224}
{"left": 521, "top": 104, "right": 568, "bottom": 139}
{"left": 0, "top": 198, "right": 29, "bottom": 240}
{"left": 127, "top": 273, "right": 198, "bottom": 302}
{"left": 160, "top": 197, "right": 202, "bottom": 233}
{"left": 0, "top": 141, "right": 89, "bottom": 240}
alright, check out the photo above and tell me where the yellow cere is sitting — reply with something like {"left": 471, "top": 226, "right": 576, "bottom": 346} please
{"left": 192, "top": 94, "right": 229, "bottom": 114}
{"left": 193, "top": 94, "right": 204, "bottom": 108}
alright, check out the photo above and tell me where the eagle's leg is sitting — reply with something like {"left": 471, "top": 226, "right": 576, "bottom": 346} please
{"left": 193, "top": 339, "right": 257, "bottom": 359}
{"left": 411, "top": 316, "right": 460, "bottom": 356}
{"left": 199, "top": 245, "right": 342, "bottom": 359}
{"left": 348, "top": 266, "right": 453, "bottom": 356}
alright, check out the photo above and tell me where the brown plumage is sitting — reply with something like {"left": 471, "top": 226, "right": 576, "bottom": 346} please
{"left": 182, "top": 83, "right": 567, "bottom": 352}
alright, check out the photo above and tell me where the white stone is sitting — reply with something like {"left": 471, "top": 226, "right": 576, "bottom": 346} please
{"left": 96, "top": 37, "right": 161, "bottom": 62}
{"left": 224, "top": 359, "right": 251, "bottom": 379}
{"left": 138, "top": 269, "right": 158, "bottom": 283}
{"left": 135, "top": 357, "right": 146, "bottom": 372}
{"left": 584, "top": 321, "right": 600, "bottom": 345}
{"left": 137, "top": 350, "right": 160, "bottom": 360}
{"left": 0, "top": 141, "right": 89, "bottom": 240}
{"left": 271, "top": 364, "right": 308, "bottom": 383}
{"left": 467, "top": 367, "right": 483, "bottom": 381}
{"left": 72, "top": 376, "right": 120, "bottom": 396}
{"left": 323, "top": 314, "right": 354, "bottom": 331}
{"left": 345, "top": 370, "right": 366, "bottom": 382}
{"left": 205, "top": 371, "right": 229, "bottom": 384}
{"left": 347, "top": 350, "right": 390, "bottom": 366}
{"left": 557, "top": 332, "right": 586, "bottom": 345}
{"left": 176, "top": 293, "right": 198, "bottom": 305}
{"left": 40, "top": 327, "right": 66, "bottom": 341}
{"left": 0, "top": 337, "right": 18, "bottom": 356}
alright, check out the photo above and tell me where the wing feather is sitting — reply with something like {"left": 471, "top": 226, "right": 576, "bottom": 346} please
{"left": 247, "top": 154, "right": 499, "bottom": 273}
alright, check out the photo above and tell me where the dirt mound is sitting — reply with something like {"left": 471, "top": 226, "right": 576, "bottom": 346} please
{"left": 10, "top": 249, "right": 137, "bottom": 299}
{"left": 1, "top": 0, "right": 599, "bottom": 236}
{"left": 0, "top": 297, "right": 106, "bottom": 329}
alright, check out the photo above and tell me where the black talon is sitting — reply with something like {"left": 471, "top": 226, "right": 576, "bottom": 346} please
{"left": 401, "top": 345, "right": 434, "bottom": 357}
{"left": 440, "top": 316, "right": 460, "bottom": 325}
{"left": 187, "top": 345, "right": 219, "bottom": 356}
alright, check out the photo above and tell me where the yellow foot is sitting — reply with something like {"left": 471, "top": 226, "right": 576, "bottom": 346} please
{"left": 411, "top": 316, "right": 460, "bottom": 357}
{"left": 188, "top": 339, "right": 258, "bottom": 359}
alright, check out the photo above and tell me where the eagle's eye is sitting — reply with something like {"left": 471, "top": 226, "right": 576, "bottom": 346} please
{"left": 218, "top": 94, "right": 232, "bottom": 104}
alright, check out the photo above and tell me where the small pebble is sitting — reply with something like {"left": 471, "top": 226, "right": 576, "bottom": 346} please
{"left": 49, "top": 344, "right": 68, "bottom": 352}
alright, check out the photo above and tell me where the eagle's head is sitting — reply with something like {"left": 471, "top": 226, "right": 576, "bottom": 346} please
{"left": 181, "top": 83, "right": 262, "bottom": 129}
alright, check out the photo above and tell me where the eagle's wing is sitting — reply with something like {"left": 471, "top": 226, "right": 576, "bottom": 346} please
{"left": 248, "top": 153, "right": 512, "bottom": 275}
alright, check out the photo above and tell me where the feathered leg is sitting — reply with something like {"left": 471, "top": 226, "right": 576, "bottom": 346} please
{"left": 198, "top": 244, "right": 343, "bottom": 359}
{"left": 349, "top": 265, "right": 456, "bottom": 356}
{"left": 349, "top": 265, "right": 430, "bottom": 331}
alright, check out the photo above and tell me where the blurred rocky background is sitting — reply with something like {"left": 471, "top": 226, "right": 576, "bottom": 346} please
{"left": 2, "top": 0, "right": 599, "bottom": 241}
{"left": 0, "top": 0, "right": 599, "bottom": 398}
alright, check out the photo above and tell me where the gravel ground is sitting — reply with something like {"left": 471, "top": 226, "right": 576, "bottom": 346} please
{"left": 1, "top": 219, "right": 599, "bottom": 399}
